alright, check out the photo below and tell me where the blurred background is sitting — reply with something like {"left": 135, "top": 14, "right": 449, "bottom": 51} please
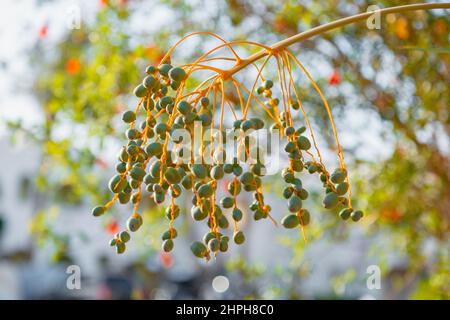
{"left": 0, "top": 0, "right": 448, "bottom": 300}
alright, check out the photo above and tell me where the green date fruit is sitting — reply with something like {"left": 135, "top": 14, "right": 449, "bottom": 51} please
{"left": 281, "top": 214, "right": 299, "bottom": 229}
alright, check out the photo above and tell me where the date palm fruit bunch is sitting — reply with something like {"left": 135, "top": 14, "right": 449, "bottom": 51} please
{"left": 92, "top": 32, "right": 363, "bottom": 259}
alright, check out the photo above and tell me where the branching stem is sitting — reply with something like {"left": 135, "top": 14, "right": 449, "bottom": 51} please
{"left": 222, "top": 3, "right": 450, "bottom": 78}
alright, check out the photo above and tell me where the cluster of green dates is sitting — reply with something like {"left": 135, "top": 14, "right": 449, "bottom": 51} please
{"left": 92, "top": 62, "right": 273, "bottom": 257}
{"left": 256, "top": 78, "right": 364, "bottom": 228}
{"left": 279, "top": 158, "right": 364, "bottom": 229}
{"left": 92, "top": 63, "right": 363, "bottom": 257}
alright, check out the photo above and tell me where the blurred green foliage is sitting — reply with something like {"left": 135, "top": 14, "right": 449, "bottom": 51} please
{"left": 6, "top": 0, "right": 449, "bottom": 299}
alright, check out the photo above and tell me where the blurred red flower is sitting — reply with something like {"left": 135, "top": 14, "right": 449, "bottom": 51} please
{"left": 106, "top": 220, "right": 119, "bottom": 235}
{"left": 66, "top": 58, "right": 81, "bottom": 75}
{"left": 160, "top": 251, "right": 173, "bottom": 268}
{"left": 95, "top": 158, "right": 108, "bottom": 169}
{"left": 144, "top": 44, "right": 164, "bottom": 64}
{"left": 328, "top": 70, "right": 341, "bottom": 85}
{"left": 38, "top": 25, "right": 48, "bottom": 39}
